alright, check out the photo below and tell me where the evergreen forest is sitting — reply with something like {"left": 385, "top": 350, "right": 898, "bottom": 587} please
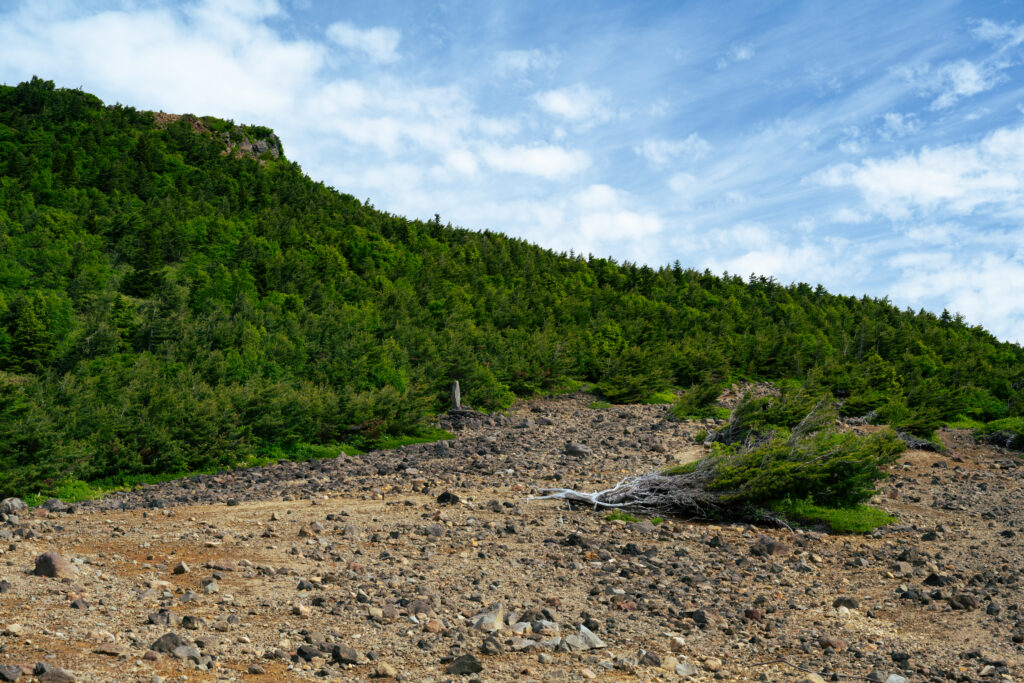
{"left": 0, "top": 77, "right": 1021, "bottom": 500}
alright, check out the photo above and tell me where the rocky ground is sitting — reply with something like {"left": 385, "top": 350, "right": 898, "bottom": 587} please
{"left": 0, "top": 391, "right": 1021, "bottom": 682}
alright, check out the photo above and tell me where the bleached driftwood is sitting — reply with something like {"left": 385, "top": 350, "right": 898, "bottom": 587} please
{"left": 529, "top": 467, "right": 721, "bottom": 517}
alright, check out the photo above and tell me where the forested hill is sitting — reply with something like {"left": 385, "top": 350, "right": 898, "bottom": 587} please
{"left": 0, "top": 77, "right": 1021, "bottom": 499}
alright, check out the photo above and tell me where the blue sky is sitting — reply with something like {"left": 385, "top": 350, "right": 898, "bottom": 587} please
{"left": 3, "top": 1, "right": 1024, "bottom": 343}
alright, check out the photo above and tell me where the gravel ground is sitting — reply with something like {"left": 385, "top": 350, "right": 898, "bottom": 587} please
{"left": 0, "top": 391, "right": 1021, "bottom": 682}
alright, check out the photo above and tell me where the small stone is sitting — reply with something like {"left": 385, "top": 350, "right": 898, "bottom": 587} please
{"left": 171, "top": 645, "right": 202, "bottom": 663}
{"left": 172, "top": 561, "right": 190, "bottom": 575}
{"left": 564, "top": 442, "right": 592, "bottom": 456}
{"left": 703, "top": 657, "right": 723, "bottom": 672}
{"left": 35, "top": 665, "right": 76, "bottom": 683}
{"left": 819, "top": 635, "right": 848, "bottom": 651}
{"left": 33, "top": 551, "right": 75, "bottom": 579}
{"left": 374, "top": 662, "right": 398, "bottom": 678}
{"left": 669, "top": 635, "right": 686, "bottom": 652}
{"left": 884, "top": 675, "right": 909, "bottom": 683}
{"left": 70, "top": 597, "right": 89, "bottom": 610}
{"left": 469, "top": 602, "right": 505, "bottom": 632}
{"left": 436, "top": 491, "right": 460, "bottom": 505}
{"left": 578, "top": 625, "right": 606, "bottom": 649}
{"left": 480, "top": 636, "right": 503, "bottom": 655}
{"left": 247, "top": 664, "right": 265, "bottom": 675}
{"left": 0, "top": 664, "right": 21, "bottom": 682}
{"left": 0, "top": 499, "right": 26, "bottom": 515}
{"left": 151, "top": 632, "right": 190, "bottom": 654}
{"left": 445, "top": 654, "right": 483, "bottom": 675}
{"left": 833, "top": 596, "right": 859, "bottom": 609}
{"left": 676, "top": 661, "right": 698, "bottom": 677}
{"left": 794, "top": 675, "right": 827, "bottom": 683}
{"left": 331, "top": 644, "right": 362, "bottom": 665}
{"left": 750, "top": 536, "right": 789, "bottom": 557}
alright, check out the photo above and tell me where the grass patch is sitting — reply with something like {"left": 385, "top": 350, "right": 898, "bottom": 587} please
{"left": 642, "top": 390, "right": 678, "bottom": 404}
{"left": 605, "top": 510, "right": 641, "bottom": 523}
{"left": 946, "top": 415, "right": 985, "bottom": 430}
{"left": 588, "top": 400, "right": 613, "bottom": 410}
{"left": 662, "top": 461, "right": 699, "bottom": 476}
{"left": 371, "top": 427, "right": 455, "bottom": 451}
{"left": 694, "top": 429, "right": 708, "bottom": 443}
{"left": 771, "top": 497, "right": 896, "bottom": 534}
{"left": 650, "top": 516, "right": 664, "bottom": 525}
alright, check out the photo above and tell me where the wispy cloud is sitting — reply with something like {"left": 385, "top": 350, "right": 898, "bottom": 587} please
{"left": 480, "top": 144, "right": 590, "bottom": 179}
{"left": 879, "top": 112, "right": 921, "bottom": 140}
{"left": 635, "top": 134, "right": 711, "bottom": 165}
{"left": 971, "top": 18, "right": 1024, "bottom": 51}
{"left": 325, "top": 21, "right": 400, "bottom": 64}
{"left": 495, "top": 49, "right": 558, "bottom": 76}
{"left": 533, "top": 84, "right": 612, "bottom": 124}
{"left": 717, "top": 43, "right": 755, "bottom": 69}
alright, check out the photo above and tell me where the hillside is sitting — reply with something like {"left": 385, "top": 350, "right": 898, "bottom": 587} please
{"left": 0, "top": 77, "right": 1022, "bottom": 499}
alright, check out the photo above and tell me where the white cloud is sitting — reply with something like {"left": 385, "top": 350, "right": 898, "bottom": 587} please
{"left": 900, "top": 60, "right": 1005, "bottom": 110}
{"left": 830, "top": 207, "right": 871, "bottom": 224}
{"left": 879, "top": 112, "right": 921, "bottom": 140}
{"left": 481, "top": 144, "right": 590, "bottom": 179}
{"left": 576, "top": 184, "right": 663, "bottom": 242}
{"left": 816, "top": 124, "right": 1024, "bottom": 219}
{"left": 888, "top": 247, "right": 1024, "bottom": 343}
{"left": 636, "top": 134, "right": 711, "bottom": 165}
{"left": 717, "top": 43, "right": 755, "bottom": 69}
{"left": 972, "top": 18, "right": 1024, "bottom": 51}
{"left": 325, "top": 21, "right": 400, "bottom": 64}
{"left": 533, "top": 84, "right": 612, "bottom": 124}
{"left": 495, "top": 49, "right": 558, "bottom": 75}
{"left": 838, "top": 139, "right": 865, "bottom": 154}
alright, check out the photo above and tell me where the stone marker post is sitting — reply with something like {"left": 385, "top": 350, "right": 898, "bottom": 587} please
{"left": 451, "top": 380, "right": 461, "bottom": 410}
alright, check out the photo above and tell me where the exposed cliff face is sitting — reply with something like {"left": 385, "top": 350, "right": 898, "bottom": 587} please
{"left": 148, "top": 111, "right": 283, "bottom": 161}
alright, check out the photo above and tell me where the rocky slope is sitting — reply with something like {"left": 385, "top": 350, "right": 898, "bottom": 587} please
{"left": 0, "top": 392, "right": 1021, "bottom": 682}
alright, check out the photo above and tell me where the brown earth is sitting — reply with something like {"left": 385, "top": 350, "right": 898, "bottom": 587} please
{"left": 0, "top": 392, "right": 1021, "bottom": 682}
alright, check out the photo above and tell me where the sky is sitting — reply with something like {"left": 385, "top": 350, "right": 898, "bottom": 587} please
{"left": 2, "top": 1, "right": 1024, "bottom": 343}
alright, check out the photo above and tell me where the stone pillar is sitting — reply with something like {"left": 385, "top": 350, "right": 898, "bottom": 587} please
{"left": 451, "top": 380, "right": 461, "bottom": 410}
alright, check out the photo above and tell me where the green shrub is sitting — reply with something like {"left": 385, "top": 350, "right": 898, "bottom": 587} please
{"left": 669, "top": 378, "right": 723, "bottom": 420}
{"left": 975, "top": 417, "right": 1024, "bottom": 451}
{"left": 711, "top": 385, "right": 833, "bottom": 446}
{"left": 694, "top": 429, "right": 708, "bottom": 443}
{"left": 707, "top": 428, "right": 905, "bottom": 508}
{"left": 588, "top": 400, "right": 613, "bottom": 409}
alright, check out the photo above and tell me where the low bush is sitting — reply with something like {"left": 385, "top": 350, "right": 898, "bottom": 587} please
{"left": 975, "top": 417, "right": 1024, "bottom": 451}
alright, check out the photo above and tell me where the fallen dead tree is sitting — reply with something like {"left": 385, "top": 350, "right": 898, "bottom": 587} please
{"left": 530, "top": 394, "right": 908, "bottom": 524}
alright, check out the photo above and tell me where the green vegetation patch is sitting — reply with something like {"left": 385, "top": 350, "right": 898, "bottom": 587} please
{"left": 605, "top": 510, "right": 641, "bottom": 523}
{"left": 588, "top": 400, "right": 613, "bottom": 410}
{"left": 771, "top": 497, "right": 896, "bottom": 534}
{"left": 975, "top": 417, "right": 1024, "bottom": 451}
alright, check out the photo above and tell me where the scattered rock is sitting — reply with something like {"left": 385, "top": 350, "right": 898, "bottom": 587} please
{"left": 33, "top": 552, "right": 74, "bottom": 579}
{"left": 445, "top": 654, "right": 483, "bottom": 675}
